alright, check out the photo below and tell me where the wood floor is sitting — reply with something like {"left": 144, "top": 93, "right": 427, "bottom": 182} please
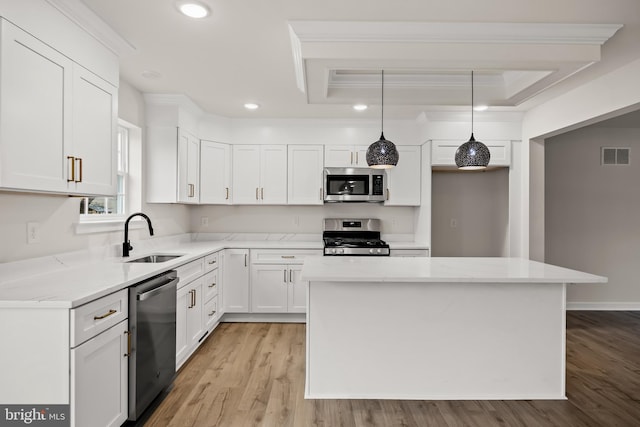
{"left": 144, "top": 312, "right": 640, "bottom": 427}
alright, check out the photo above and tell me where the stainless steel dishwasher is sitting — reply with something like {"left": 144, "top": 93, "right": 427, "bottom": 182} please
{"left": 128, "top": 270, "right": 178, "bottom": 421}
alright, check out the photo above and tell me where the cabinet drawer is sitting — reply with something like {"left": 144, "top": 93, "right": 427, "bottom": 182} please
{"left": 70, "top": 289, "right": 128, "bottom": 347}
{"left": 251, "top": 249, "right": 322, "bottom": 264}
{"left": 176, "top": 258, "right": 205, "bottom": 289}
{"left": 204, "top": 252, "right": 220, "bottom": 272}
{"left": 203, "top": 269, "right": 219, "bottom": 301}
{"left": 390, "top": 249, "right": 430, "bottom": 257}
{"left": 204, "top": 296, "right": 219, "bottom": 330}
{"left": 431, "top": 140, "right": 511, "bottom": 167}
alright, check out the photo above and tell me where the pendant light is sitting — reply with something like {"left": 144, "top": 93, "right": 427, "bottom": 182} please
{"left": 366, "top": 70, "right": 399, "bottom": 169}
{"left": 455, "top": 71, "right": 490, "bottom": 170}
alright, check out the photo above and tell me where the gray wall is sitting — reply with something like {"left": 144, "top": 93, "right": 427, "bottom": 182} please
{"left": 431, "top": 169, "right": 509, "bottom": 257}
{"left": 545, "top": 126, "right": 640, "bottom": 307}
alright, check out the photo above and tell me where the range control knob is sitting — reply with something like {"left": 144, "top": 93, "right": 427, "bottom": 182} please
{"left": 331, "top": 248, "right": 337, "bottom": 254}
{"left": 369, "top": 248, "right": 375, "bottom": 254}
{"left": 338, "top": 248, "right": 344, "bottom": 254}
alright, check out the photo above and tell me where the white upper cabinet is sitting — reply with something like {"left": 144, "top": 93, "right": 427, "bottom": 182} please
{"left": 288, "top": 145, "right": 324, "bottom": 205}
{"left": 232, "top": 145, "right": 287, "bottom": 204}
{"left": 177, "top": 129, "right": 200, "bottom": 204}
{"left": 145, "top": 94, "right": 203, "bottom": 204}
{"left": 200, "top": 140, "right": 232, "bottom": 204}
{"left": 325, "top": 145, "right": 370, "bottom": 167}
{"left": 0, "top": 19, "right": 117, "bottom": 196}
{"left": 384, "top": 145, "right": 421, "bottom": 206}
{"left": 431, "top": 140, "right": 511, "bottom": 167}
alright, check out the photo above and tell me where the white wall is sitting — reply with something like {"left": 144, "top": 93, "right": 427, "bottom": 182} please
{"left": 431, "top": 169, "right": 509, "bottom": 257}
{"left": 521, "top": 58, "right": 640, "bottom": 259}
{"left": 545, "top": 126, "right": 640, "bottom": 308}
{"left": 0, "top": 80, "right": 190, "bottom": 263}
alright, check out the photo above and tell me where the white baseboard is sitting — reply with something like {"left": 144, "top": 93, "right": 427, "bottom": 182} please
{"left": 221, "top": 312, "right": 306, "bottom": 323}
{"left": 567, "top": 302, "right": 640, "bottom": 310}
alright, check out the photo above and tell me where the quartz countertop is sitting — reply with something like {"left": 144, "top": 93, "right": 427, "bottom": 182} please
{"left": 301, "top": 256, "right": 607, "bottom": 284}
{"left": 0, "top": 234, "right": 430, "bottom": 309}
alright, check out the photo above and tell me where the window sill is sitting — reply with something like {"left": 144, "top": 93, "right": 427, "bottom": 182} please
{"left": 75, "top": 217, "right": 145, "bottom": 235}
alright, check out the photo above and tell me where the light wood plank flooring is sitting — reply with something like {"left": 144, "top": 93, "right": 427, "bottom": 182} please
{"left": 143, "top": 312, "right": 640, "bottom": 427}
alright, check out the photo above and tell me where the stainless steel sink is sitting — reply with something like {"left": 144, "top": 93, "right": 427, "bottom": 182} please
{"left": 126, "top": 254, "right": 183, "bottom": 263}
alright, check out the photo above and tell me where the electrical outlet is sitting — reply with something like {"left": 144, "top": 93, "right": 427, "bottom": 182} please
{"left": 201, "top": 217, "right": 209, "bottom": 227}
{"left": 27, "top": 222, "right": 41, "bottom": 244}
{"left": 450, "top": 218, "right": 458, "bottom": 229}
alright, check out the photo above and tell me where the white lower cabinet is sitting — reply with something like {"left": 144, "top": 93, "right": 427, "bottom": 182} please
{"left": 176, "top": 276, "right": 205, "bottom": 367}
{"left": 250, "top": 249, "right": 321, "bottom": 314}
{"left": 223, "top": 248, "right": 250, "bottom": 312}
{"left": 175, "top": 252, "right": 223, "bottom": 369}
{"left": 70, "top": 319, "right": 128, "bottom": 427}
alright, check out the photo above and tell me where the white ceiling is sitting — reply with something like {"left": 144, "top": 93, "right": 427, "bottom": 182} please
{"left": 80, "top": 0, "right": 640, "bottom": 120}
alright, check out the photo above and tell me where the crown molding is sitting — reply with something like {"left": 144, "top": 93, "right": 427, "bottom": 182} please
{"left": 143, "top": 94, "right": 205, "bottom": 117}
{"left": 288, "top": 21, "right": 622, "bottom": 45}
{"left": 46, "top": 0, "right": 136, "bottom": 57}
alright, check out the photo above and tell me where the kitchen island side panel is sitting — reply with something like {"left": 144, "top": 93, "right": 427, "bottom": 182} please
{"left": 306, "top": 280, "right": 566, "bottom": 400}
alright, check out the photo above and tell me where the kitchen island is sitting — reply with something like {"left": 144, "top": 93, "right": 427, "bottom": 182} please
{"left": 301, "top": 257, "right": 606, "bottom": 400}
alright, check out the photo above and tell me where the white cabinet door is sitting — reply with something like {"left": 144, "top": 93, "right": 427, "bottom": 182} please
{"left": 324, "top": 145, "right": 353, "bottom": 167}
{"left": 385, "top": 145, "right": 421, "bottom": 206}
{"left": 288, "top": 145, "right": 323, "bottom": 205}
{"left": 354, "top": 145, "right": 370, "bottom": 166}
{"left": 176, "top": 277, "right": 204, "bottom": 367}
{"left": 223, "top": 249, "right": 250, "bottom": 312}
{"left": 200, "top": 140, "right": 231, "bottom": 204}
{"left": 177, "top": 129, "right": 200, "bottom": 203}
{"left": 251, "top": 264, "right": 288, "bottom": 313}
{"left": 325, "top": 145, "right": 370, "bottom": 167}
{"left": 71, "top": 320, "right": 128, "bottom": 427}
{"left": 0, "top": 19, "right": 71, "bottom": 193}
{"left": 71, "top": 65, "right": 117, "bottom": 196}
{"left": 431, "top": 140, "right": 511, "bottom": 167}
{"left": 260, "top": 145, "right": 288, "bottom": 204}
{"left": 288, "top": 265, "right": 307, "bottom": 313}
{"left": 232, "top": 145, "right": 261, "bottom": 204}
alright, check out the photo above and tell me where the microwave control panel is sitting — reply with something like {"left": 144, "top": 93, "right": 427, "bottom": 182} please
{"left": 372, "top": 175, "right": 384, "bottom": 195}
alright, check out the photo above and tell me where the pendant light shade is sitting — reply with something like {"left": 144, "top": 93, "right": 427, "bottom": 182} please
{"left": 367, "top": 70, "right": 399, "bottom": 169}
{"left": 455, "top": 71, "right": 490, "bottom": 170}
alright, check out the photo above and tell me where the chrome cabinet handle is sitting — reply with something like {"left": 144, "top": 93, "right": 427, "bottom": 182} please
{"left": 208, "top": 282, "right": 216, "bottom": 288}
{"left": 284, "top": 269, "right": 287, "bottom": 282}
{"left": 94, "top": 309, "right": 117, "bottom": 320}
{"left": 244, "top": 253, "right": 247, "bottom": 267}
{"left": 281, "top": 255, "right": 295, "bottom": 259}
{"left": 386, "top": 188, "right": 390, "bottom": 201}
{"left": 350, "top": 152, "right": 353, "bottom": 165}
{"left": 255, "top": 187, "right": 259, "bottom": 200}
{"left": 261, "top": 187, "right": 264, "bottom": 200}
{"left": 289, "top": 269, "right": 292, "bottom": 282}
{"left": 208, "top": 310, "right": 216, "bottom": 317}
{"left": 208, "top": 259, "right": 216, "bottom": 265}
{"left": 225, "top": 187, "right": 229, "bottom": 200}
{"left": 355, "top": 152, "right": 358, "bottom": 164}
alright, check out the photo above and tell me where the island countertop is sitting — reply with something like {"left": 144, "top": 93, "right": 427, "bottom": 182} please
{"left": 301, "top": 256, "right": 607, "bottom": 284}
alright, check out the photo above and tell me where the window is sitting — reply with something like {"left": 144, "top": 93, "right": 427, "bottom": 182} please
{"left": 79, "top": 125, "right": 129, "bottom": 218}
{"left": 76, "top": 119, "right": 142, "bottom": 233}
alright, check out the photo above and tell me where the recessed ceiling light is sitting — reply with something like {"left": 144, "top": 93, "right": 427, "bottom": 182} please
{"left": 473, "top": 105, "right": 489, "bottom": 112}
{"left": 353, "top": 104, "right": 368, "bottom": 111}
{"left": 244, "top": 103, "right": 260, "bottom": 110}
{"left": 177, "top": 2, "right": 210, "bottom": 18}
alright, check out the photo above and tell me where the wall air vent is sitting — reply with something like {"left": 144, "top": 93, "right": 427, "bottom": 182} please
{"left": 601, "top": 147, "right": 630, "bottom": 165}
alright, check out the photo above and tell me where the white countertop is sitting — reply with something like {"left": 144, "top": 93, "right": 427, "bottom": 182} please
{"left": 301, "top": 256, "right": 607, "bottom": 284}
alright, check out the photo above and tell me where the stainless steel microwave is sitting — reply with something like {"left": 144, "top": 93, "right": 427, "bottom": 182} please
{"left": 323, "top": 168, "right": 386, "bottom": 202}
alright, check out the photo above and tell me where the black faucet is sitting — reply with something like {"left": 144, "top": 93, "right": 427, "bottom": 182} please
{"left": 123, "top": 212, "right": 154, "bottom": 257}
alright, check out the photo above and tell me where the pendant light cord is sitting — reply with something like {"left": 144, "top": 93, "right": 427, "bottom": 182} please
{"left": 381, "top": 70, "right": 385, "bottom": 136}
{"left": 471, "top": 70, "right": 474, "bottom": 137}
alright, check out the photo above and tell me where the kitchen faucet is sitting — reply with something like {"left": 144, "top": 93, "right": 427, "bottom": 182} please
{"left": 123, "top": 212, "right": 154, "bottom": 257}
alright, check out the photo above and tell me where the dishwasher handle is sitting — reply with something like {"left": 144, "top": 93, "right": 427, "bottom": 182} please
{"left": 136, "top": 273, "right": 179, "bottom": 301}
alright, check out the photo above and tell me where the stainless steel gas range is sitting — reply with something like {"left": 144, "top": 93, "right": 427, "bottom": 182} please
{"left": 323, "top": 218, "right": 390, "bottom": 256}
